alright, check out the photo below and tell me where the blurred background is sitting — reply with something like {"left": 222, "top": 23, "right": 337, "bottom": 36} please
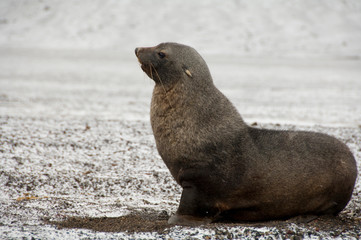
{"left": 0, "top": 0, "right": 360, "bottom": 126}
{"left": 1, "top": 0, "right": 360, "bottom": 58}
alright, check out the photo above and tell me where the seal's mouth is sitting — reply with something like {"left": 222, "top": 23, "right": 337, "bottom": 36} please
{"left": 140, "top": 62, "right": 149, "bottom": 74}
{"left": 135, "top": 48, "right": 148, "bottom": 73}
{"left": 135, "top": 55, "right": 148, "bottom": 75}
{"left": 138, "top": 60, "right": 156, "bottom": 79}
{"left": 135, "top": 47, "right": 158, "bottom": 81}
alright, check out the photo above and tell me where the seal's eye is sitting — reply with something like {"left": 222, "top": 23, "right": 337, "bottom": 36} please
{"left": 158, "top": 52, "right": 166, "bottom": 59}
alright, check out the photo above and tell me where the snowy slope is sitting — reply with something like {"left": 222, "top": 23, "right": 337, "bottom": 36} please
{"left": 0, "top": 0, "right": 361, "bottom": 58}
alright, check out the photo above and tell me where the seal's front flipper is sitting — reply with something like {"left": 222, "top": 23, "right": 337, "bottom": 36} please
{"left": 170, "top": 180, "right": 220, "bottom": 226}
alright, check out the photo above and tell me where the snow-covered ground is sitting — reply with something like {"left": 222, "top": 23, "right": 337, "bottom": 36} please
{"left": 0, "top": 0, "right": 361, "bottom": 239}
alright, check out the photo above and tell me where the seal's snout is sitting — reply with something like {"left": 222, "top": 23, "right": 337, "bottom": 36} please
{"left": 135, "top": 47, "right": 143, "bottom": 65}
{"left": 135, "top": 48, "right": 139, "bottom": 57}
{"left": 135, "top": 47, "right": 144, "bottom": 57}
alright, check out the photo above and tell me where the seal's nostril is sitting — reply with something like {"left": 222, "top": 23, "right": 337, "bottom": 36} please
{"left": 135, "top": 48, "right": 139, "bottom": 56}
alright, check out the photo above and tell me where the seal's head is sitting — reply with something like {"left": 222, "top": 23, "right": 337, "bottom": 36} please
{"left": 135, "top": 42, "right": 212, "bottom": 86}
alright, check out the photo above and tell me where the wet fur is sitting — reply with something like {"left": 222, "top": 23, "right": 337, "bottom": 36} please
{"left": 135, "top": 43, "right": 357, "bottom": 225}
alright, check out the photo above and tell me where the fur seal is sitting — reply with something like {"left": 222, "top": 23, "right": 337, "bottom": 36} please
{"left": 135, "top": 43, "right": 357, "bottom": 225}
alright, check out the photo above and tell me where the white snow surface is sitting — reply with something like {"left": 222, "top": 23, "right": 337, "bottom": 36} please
{"left": 0, "top": 0, "right": 361, "bottom": 58}
{"left": 0, "top": 0, "right": 361, "bottom": 239}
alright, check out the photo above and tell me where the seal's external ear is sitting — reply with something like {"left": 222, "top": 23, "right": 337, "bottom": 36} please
{"left": 182, "top": 65, "right": 193, "bottom": 78}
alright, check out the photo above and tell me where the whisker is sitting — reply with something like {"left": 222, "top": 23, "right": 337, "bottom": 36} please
{"left": 149, "top": 65, "right": 153, "bottom": 80}
{"left": 151, "top": 64, "right": 167, "bottom": 94}
{"left": 150, "top": 63, "right": 173, "bottom": 109}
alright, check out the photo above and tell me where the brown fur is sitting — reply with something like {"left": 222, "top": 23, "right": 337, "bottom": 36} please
{"left": 135, "top": 43, "right": 357, "bottom": 225}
